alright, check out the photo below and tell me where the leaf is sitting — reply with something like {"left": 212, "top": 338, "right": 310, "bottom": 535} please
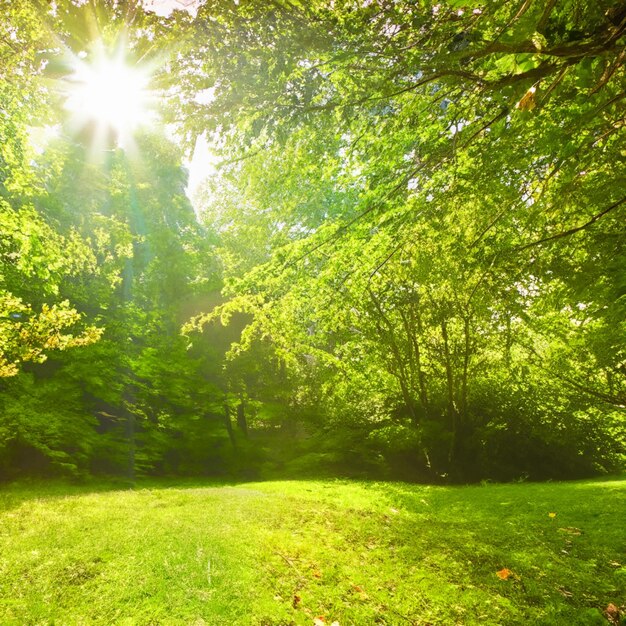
{"left": 293, "top": 594, "right": 301, "bottom": 608}
{"left": 548, "top": 512, "right": 557, "bottom": 518}
{"left": 531, "top": 32, "right": 548, "bottom": 51}
{"left": 516, "top": 86, "right": 536, "bottom": 111}
{"left": 351, "top": 583, "right": 369, "bottom": 599}
{"left": 604, "top": 603, "right": 621, "bottom": 625}
{"left": 496, "top": 568, "right": 513, "bottom": 580}
{"left": 558, "top": 527, "right": 582, "bottom": 535}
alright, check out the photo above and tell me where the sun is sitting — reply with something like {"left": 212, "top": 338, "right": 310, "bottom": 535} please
{"left": 64, "top": 50, "right": 154, "bottom": 146}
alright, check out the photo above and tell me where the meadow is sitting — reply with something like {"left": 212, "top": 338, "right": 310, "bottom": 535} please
{"left": 1, "top": 477, "right": 625, "bottom": 625}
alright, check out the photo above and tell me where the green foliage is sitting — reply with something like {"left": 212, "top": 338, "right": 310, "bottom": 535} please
{"left": 0, "top": 373, "right": 97, "bottom": 477}
{"left": 0, "top": 1, "right": 104, "bottom": 378}
{"left": 1, "top": 0, "right": 625, "bottom": 482}
{"left": 0, "top": 0, "right": 222, "bottom": 477}
{"left": 178, "top": 0, "right": 626, "bottom": 480}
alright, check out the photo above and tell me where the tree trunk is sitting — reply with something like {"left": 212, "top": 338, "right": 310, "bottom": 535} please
{"left": 122, "top": 365, "right": 136, "bottom": 485}
{"left": 440, "top": 318, "right": 458, "bottom": 466}
{"left": 236, "top": 395, "right": 248, "bottom": 437}
{"left": 407, "top": 307, "right": 430, "bottom": 412}
{"left": 223, "top": 404, "right": 237, "bottom": 448}
{"left": 125, "top": 406, "right": 135, "bottom": 484}
{"left": 369, "top": 289, "right": 419, "bottom": 426}
{"left": 505, "top": 312, "right": 512, "bottom": 370}
{"left": 461, "top": 314, "right": 471, "bottom": 423}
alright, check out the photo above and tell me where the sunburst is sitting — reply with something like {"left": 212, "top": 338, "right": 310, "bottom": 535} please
{"left": 64, "top": 46, "right": 156, "bottom": 149}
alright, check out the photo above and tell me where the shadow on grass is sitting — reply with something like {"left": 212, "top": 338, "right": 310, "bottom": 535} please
{"left": 0, "top": 475, "right": 247, "bottom": 512}
{"left": 1, "top": 471, "right": 623, "bottom": 514}
{"left": 0, "top": 473, "right": 624, "bottom": 624}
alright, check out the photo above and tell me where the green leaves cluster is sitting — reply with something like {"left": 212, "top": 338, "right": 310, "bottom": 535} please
{"left": 1, "top": 0, "right": 624, "bottom": 481}
{"left": 179, "top": 0, "right": 626, "bottom": 479}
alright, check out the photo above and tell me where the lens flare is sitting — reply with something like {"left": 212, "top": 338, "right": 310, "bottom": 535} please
{"left": 64, "top": 50, "right": 155, "bottom": 147}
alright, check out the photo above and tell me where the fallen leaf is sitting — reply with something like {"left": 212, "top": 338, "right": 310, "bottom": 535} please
{"left": 557, "top": 587, "right": 573, "bottom": 598}
{"left": 312, "top": 570, "right": 322, "bottom": 578}
{"left": 558, "top": 527, "right": 582, "bottom": 535}
{"left": 351, "top": 583, "right": 370, "bottom": 599}
{"left": 293, "top": 594, "right": 301, "bottom": 608}
{"left": 496, "top": 568, "right": 512, "bottom": 580}
{"left": 548, "top": 512, "right": 557, "bottom": 518}
{"left": 604, "top": 603, "right": 620, "bottom": 625}
{"left": 609, "top": 561, "right": 622, "bottom": 568}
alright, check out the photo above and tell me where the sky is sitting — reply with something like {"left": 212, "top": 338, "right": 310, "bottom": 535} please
{"left": 32, "top": 0, "right": 215, "bottom": 211}
{"left": 141, "top": 0, "right": 204, "bottom": 18}
{"left": 141, "top": 0, "right": 215, "bottom": 208}
{"left": 185, "top": 133, "right": 218, "bottom": 210}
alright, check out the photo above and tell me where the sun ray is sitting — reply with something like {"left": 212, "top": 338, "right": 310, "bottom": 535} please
{"left": 63, "top": 44, "right": 157, "bottom": 151}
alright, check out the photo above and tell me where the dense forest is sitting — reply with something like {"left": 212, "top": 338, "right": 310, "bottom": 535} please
{"left": 1, "top": 0, "right": 625, "bottom": 483}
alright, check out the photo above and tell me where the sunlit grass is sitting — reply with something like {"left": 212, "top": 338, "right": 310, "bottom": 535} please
{"left": 0, "top": 478, "right": 624, "bottom": 625}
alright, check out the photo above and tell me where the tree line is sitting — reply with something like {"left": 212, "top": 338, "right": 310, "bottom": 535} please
{"left": 1, "top": 0, "right": 624, "bottom": 482}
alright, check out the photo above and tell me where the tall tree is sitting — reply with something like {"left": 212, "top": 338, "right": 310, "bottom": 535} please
{"left": 179, "top": 0, "right": 626, "bottom": 479}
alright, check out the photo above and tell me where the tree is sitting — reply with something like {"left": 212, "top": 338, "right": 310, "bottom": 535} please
{"left": 1, "top": 0, "right": 623, "bottom": 481}
{"left": 0, "top": 1, "right": 105, "bottom": 378}
{"left": 178, "top": 0, "right": 626, "bottom": 479}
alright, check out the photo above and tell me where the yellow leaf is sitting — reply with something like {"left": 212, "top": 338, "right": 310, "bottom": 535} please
{"left": 496, "top": 568, "right": 512, "bottom": 580}
{"left": 605, "top": 603, "right": 620, "bottom": 622}
{"left": 548, "top": 512, "right": 557, "bottom": 518}
{"left": 516, "top": 86, "right": 536, "bottom": 111}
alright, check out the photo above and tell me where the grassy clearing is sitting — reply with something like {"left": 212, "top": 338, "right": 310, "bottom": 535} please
{"left": 0, "top": 477, "right": 625, "bottom": 625}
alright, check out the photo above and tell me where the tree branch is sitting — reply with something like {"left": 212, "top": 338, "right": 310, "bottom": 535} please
{"left": 516, "top": 195, "right": 626, "bottom": 251}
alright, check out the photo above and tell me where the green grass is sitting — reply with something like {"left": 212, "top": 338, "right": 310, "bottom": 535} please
{"left": 0, "top": 477, "right": 625, "bottom": 625}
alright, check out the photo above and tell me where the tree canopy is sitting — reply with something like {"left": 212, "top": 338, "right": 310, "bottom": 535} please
{"left": 0, "top": 0, "right": 624, "bottom": 482}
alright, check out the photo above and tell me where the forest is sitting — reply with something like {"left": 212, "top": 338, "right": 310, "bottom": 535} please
{"left": 1, "top": 0, "right": 625, "bottom": 485}
{"left": 2, "top": 1, "right": 626, "bottom": 624}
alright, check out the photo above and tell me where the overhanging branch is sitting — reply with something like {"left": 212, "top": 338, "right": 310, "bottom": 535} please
{"left": 516, "top": 195, "right": 626, "bottom": 252}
